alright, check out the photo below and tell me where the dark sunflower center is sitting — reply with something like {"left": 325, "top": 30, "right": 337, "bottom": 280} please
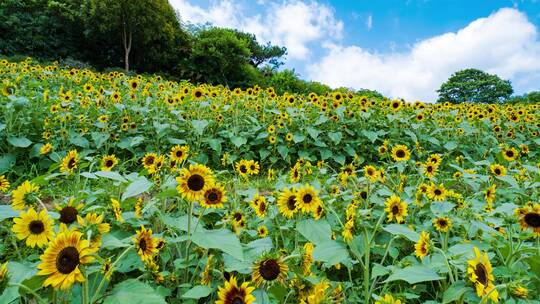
{"left": 287, "top": 197, "right": 296, "bottom": 210}
{"left": 231, "top": 295, "right": 245, "bottom": 304}
{"left": 494, "top": 168, "right": 501, "bottom": 175}
{"left": 303, "top": 194, "right": 313, "bottom": 204}
{"left": 427, "top": 166, "right": 433, "bottom": 172}
{"left": 29, "top": 220, "right": 45, "bottom": 234}
{"left": 59, "top": 206, "right": 78, "bottom": 224}
{"left": 68, "top": 158, "right": 76, "bottom": 169}
{"left": 207, "top": 191, "right": 220, "bottom": 203}
{"left": 260, "top": 259, "right": 280, "bottom": 281}
{"left": 139, "top": 238, "right": 147, "bottom": 251}
{"left": 105, "top": 160, "right": 113, "bottom": 167}
{"left": 392, "top": 205, "right": 399, "bottom": 215}
{"left": 56, "top": 246, "right": 80, "bottom": 274}
{"left": 396, "top": 150, "right": 405, "bottom": 158}
{"left": 250, "top": 165, "right": 256, "bottom": 170}
{"left": 434, "top": 189, "right": 442, "bottom": 196}
{"left": 392, "top": 102, "right": 399, "bottom": 108}
{"left": 195, "top": 91, "right": 202, "bottom": 98}
{"left": 524, "top": 213, "right": 540, "bottom": 228}
{"left": 367, "top": 169, "right": 374, "bottom": 176}
{"left": 506, "top": 151, "right": 514, "bottom": 158}
{"left": 176, "top": 151, "right": 183, "bottom": 157}
{"left": 233, "top": 213, "right": 242, "bottom": 221}
{"left": 475, "top": 263, "right": 488, "bottom": 286}
{"left": 240, "top": 165, "right": 247, "bottom": 174}
{"left": 360, "top": 191, "right": 367, "bottom": 199}
{"left": 438, "top": 220, "right": 447, "bottom": 227}
{"left": 187, "top": 174, "right": 205, "bottom": 191}
{"left": 145, "top": 157, "right": 155, "bottom": 165}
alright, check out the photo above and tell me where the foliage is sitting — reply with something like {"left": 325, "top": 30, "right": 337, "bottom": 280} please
{"left": 437, "top": 69, "right": 513, "bottom": 103}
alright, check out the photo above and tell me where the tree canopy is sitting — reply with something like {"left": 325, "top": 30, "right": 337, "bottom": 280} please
{"left": 436, "top": 69, "right": 513, "bottom": 103}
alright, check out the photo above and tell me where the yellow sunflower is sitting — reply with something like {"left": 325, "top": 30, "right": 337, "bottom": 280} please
{"left": 246, "top": 160, "right": 260, "bottom": 175}
{"left": 142, "top": 152, "right": 157, "bottom": 170}
{"left": 77, "top": 212, "right": 110, "bottom": 248}
{"left": 40, "top": 143, "right": 53, "bottom": 155}
{"left": 110, "top": 198, "right": 124, "bottom": 223}
{"left": 60, "top": 150, "right": 79, "bottom": 174}
{"left": 176, "top": 164, "right": 214, "bottom": 201}
{"left": 414, "top": 231, "right": 430, "bottom": 260}
{"left": 12, "top": 207, "right": 55, "bottom": 248}
{"left": 489, "top": 164, "right": 506, "bottom": 177}
{"left": 391, "top": 145, "right": 410, "bottom": 162}
{"left": 216, "top": 276, "right": 255, "bottom": 304}
{"left": 467, "top": 247, "right": 499, "bottom": 302}
{"left": 485, "top": 184, "right": 496, "bottom": 205}
{"left": 252, "top": 257, "right": 289, "bottom": 287}
{"left": 235, "top": 160, "right": 250, "bottom": 177}
{"left": 37, "top": 230, "right": 97, "bottom": 290}
{"left": 375, "top": 294, "right": 402, "bottom": 304}
{"left": 427, "top": 183, "right": 447, "bottom": 201}
{"left": 364, "top": 165, "right": 378, "bottom": 182}
{"left": 100, "top": 154, "right": 118, "bottom": 171}
{"left": 502, "top": 147, "right": 518, "bottom": 162}
{"left": 277, "top": 187, "right": 298, "bottom": 218}
{"left": 0, "top": 175, "right": 10, "bottom": 192}
{"left": 55, "top": 198, "right": 84, "bottom": 225}
{"left": 384, "top": 195, "right": 408, "bottom": 223}
{"left": 516, "top": 203, "right": 540, "bottom": 236}
{"left": 433, "top": 217, "right": 452, "bottom": 232}
{"left": 133, "top": 226, "right": 158, "bottom": 262}
{"left": 170, "top": 145, "right": 189, "bottom": 163}
{"left": 201, "top": 183, "right": 227, "bottom": 208}
{"left": 258, "top": 225, "right": 268, "bottom": 238}
{"left": 11, "top": 180, "right": 40, "bottom": 210}
{"left": 422, "top": 161, "right": 438, "bottom": 179}
{"left": 251, "top": 194, "right": 268, "bottom": 218}
{"left": 296, "top": 184, "right": 322, "bottom": 213}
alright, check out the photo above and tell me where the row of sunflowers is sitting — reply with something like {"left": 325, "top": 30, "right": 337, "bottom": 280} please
{"left": 0, "top": 58, "right": 539, "bottom": 303}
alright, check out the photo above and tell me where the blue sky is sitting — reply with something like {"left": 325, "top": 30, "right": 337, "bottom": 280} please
{"left": 171, "top": 0, "right": 540, "bottom": 101}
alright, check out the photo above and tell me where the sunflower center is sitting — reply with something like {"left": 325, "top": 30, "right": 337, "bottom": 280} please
{"left": 506, "top": 151, "right": 514, "bottom": 158}
{"left": 207, "top": 191, "right": 220, "bottom": 203}
{"left": 105, "top": 160, "right": 113, "bottom": 167}
{"left": 139, "top": 239, "right": 147, "bottom": 251}
{"left": 287, "top": 197, "right": 296, "bottom": 210}
{"left": 303, "top": 194, "right": 313, "bottom": 204}
{"left": 176, "top": 151, "right": 183, "bottom": 157}
{"left": 434, "top": 189, "right": 442, "bottom": 196}
{"left": 260, "top": 259, "right": 280, "bottom": 281}
{"left": 396, "top": 150, "right": 405, "bottom": 158}
{"left": 195, "top": 91, "right": 202, "bottom": 98}
{"left": 475, "top": 263, "right": 488, "bottom": 286}
{"left": 392, "top": 205, "right": 399, "bottom": 215}
{"left": 233, "top": 213, "right": 243, "bottom": 221}
{"left": 438, "top": 220, "right": 447, "bottom": 228}
{"left": 231, "top": 296, "right": 245, "bottom": 304}
{"left": 187, "top": 174, "right": 205, "bottom": 191}
{"left": 56, "top": 246, "right": 80, "bottom": 274}
{"left": 68, "top": 158, "right": 76, "bottom": 169}
{"left": 239, "top": 165, "right": 247, "bottom": 174}
{"left": 494, "top": 168, "right": 501, "bottom": 175}
{"left": 59, "top": 206, "right": 78, "bottom": 224}
{"left": 29, "top": 220, "right": 45, "bottom": 234}
{"left": 524, "top": 212, "right": 540, "bottom": 228}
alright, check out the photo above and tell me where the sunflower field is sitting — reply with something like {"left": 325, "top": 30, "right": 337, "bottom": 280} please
{"left": 0, "top": 57, "right": 539, "bottom": 304}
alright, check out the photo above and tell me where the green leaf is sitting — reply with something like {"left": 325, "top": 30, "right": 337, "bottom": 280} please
{"left": 430, "top": 202, "right": 455, "bottom": 214}
{"left": 122, "top": 176, "right": 153, "bottom": 201}
{"left": 385, "top": 266, "right": 443, "bottom": 284}
{"left": 103, "top": 279, "right": 166, "bottom": 304}
{"left": 312, "top": 240, "right": 349, "bottom": 265}
{"left": 277, "top": 145, "right": 289, "bottom": 159}
{"left": 306, "top": 127, "right": 320, "bottom": 140}
{"left": 192, "top": 229, "right": 244, "bottom": 260}
{"left": 231, "top": 136, "right": 247, "bottom": 148}
{"left": 0, "top": 205, "right": 19, "bottom": 222}
{"left": 0, "top": 154, "right": 16, "bottom": 173}
{"left": 7, "top": 136, "right": 32, "bottom": 148}
{"left": 296, "top": 219, "right": 331, "bottom": 245}
{"left": 69, "top": 133, "right": 89, "bottom": 148}
{"left": 383, "top": 224, "right": 420, "bottom": 242}
{"left": 443, "top": 281, "right": 469, "bottom": 304}
{"left": 182, "top": 285, "right": 212, "bottom": 299}
{"left": 444, "top": 141, "right": 458, "bottom": 151}
{"left": 191, "top": 120, "right": 209, "bottom": 136}
{"left": 328, "top": 132, "right": 342, "bottom": 144}
{"left": 496, "top": 175, "right": 519, "bottom": 189}
{"left": 95, "top": 171, "right": 127, "bottom": 182}
{"left": 92, "top": 132, "right": 110, "bottom": 148}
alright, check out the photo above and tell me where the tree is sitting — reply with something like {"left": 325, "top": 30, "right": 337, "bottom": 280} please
{"left": 233, "top": 31, "right": 286, "bottom": 69}
{"left": 436, "top": 69, "right": 513, "bottom": 103}
{"left": 87, "top": 0, "right": 184, "bottom": 72}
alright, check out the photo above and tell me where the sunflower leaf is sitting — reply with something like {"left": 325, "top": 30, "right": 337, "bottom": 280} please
{"left": 385, "top": 266, "right": 443, "bottom": 284}
{"left": 103, "top": 279, "right": 166, "bottom": 304}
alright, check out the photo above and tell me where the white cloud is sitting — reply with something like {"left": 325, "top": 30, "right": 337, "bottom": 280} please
{"left": 170, "top": 0, "right": 343, "bottom": 59}
{"left": 366, "top": 14, "right": 373, "bottom": 30}
{"left": 307, "top": 8, "right": 540, "bottom": 101}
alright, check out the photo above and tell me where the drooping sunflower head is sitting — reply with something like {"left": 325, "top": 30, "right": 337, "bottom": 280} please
{"left": 252, "top": 256, "right": 289, "bottom": 287}
{"left": 100, "top": 154, "right": 118, "bottom": 171}
{"left": 37, "top": 230, "right": 97, "bottom": 290}
{"left": 12, "top": 207, "right": 55, "bottom": 248}
{"left": 414, "top": 231, "right": 430, "bottom": 260}
{"left": 176, "top": 164, "right": 214, "bottom": 201}
{"left": 384, "top": 195, "right": 408, "bottom": 223}
{"left": 201, "top": 183, "right": 227, "bottom": 209}
{"left": 467, "top": 247, "right": 498, "bottom": 302}
{"left": 391, "top": 145, "right": 410, "bottom": 162}
{"left": 216, "top": 276, "right": 256, "bottom": 304}
{"left": 60, "top": 150, "right": 79, "bottom": 174}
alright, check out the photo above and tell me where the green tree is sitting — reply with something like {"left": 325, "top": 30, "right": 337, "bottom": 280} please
{"left": 233, "top": 31, "right": 286, "bottom": 69}
{"left": 436, "top": 69, "right": 513, "bottom": 103}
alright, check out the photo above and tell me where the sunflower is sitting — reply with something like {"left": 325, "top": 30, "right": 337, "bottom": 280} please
{"left": 277, "top": 188, "right": 298, "bottom": 218}
{"left": 516, "top": 203, "right": 540, "bottom": 236}
{"left": 427, "top": 183, "right": 447, "bottom": 201}
{"left": 246, "top": 160, "right": 260, "bottom": 175}
{"left": 40, "top": 143, "right": 53, "bottom": 155}
{"left": 489, "top": 164, "right": 506, "bottom": 177}
{"left": 128, "top": 79, "right": 139, "bottom": 90}
{"left": 251, "top": 194, "right": 268, "bottom": 218}
{"left": 201, "top": 183, "right": 227, "bottom": 208}
{"left": 485, "top": 184, "right": 496, "bottom": 204}
{"left": 60, "top": 150, "right": 79, "bottom": 174}
{"left": 252, "top": 256, "right": 288, "bottom": 287}
{"left": 176, "top": 164, "right": 214, "bottom": 201}
{"left": 502, "top": 147, "right": 518, "bottom": 162}
{"left": 0, "top": 262, "right": 8, "bottom": 290}
{"left": 428, "top": 153, "right": 442, "bottom": 166}
{"left": 110, "top": 198, "right": 124, "bottom": 223}
{"left": 216, "top": 276, "right": 255, "bottom": 304}
{"left": 170, "top": 145, "right": 189, "bottom": 163}
{"left": 422, "top": 161, "right": 438, "bottom": 179}
{"left": 11, "top": 180, "right": 40, "bottom": 210}
{"left": 0, "top": 175, "right": 10, "bottom": 192}
{"left": 235, "top": 160, "right": 250, "bottom": 177}
{"left": 467, "top": 247, "right": 499, "bottom": 302}
{"left": 77, "top": 212, "right": 110, "bottom": 248}
{"left": 384, "top": 195, "right": 408, "bottom": 223}
{"left": 414, "top": 231, "right": 430, "bottom": 260}
{"left": 37, "top": 230, "right": 97, "bottom": 290}
{"left": 99, "top": 154, "right": 118, "bottom": 171}
{"left": 55, "top": 198, "right": 84, "bottom": 225}
{"left": 192, "top": 88, "right": 204, "bottom": 100}
{"left": 133, "top": 226, "right": 158, "bottom": 262}
{"left": 296, "top": 184, "right": 321, "bottom": 213}
{"left": 12, "top": 207, "right": 54, "bottom": 248}
{"left": 433, "top": 217, "right": 452, "bottom": 232}
{"left": 258, "top": 225, "right": 268, "bottom": 238}
{"left": 375, "top": 294, "right": 402, "bottom": 304}
{"left": 142, "top": 153, "right": 157, "bottom": 170}
{"left": 363, "top": 165, "right": 378, "bottom": 182}
{"left": 391, "top": 145, "right": 410, "bottom": 162}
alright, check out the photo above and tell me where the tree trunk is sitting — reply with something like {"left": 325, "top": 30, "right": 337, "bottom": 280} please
{"left": 122, "top": 22, "right": 132, "bottom": 72}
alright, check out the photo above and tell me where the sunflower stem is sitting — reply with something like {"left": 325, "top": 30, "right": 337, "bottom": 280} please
{"left": 9, "top": 283, "right": 47, "bottom": 304}
{"left": 91, "top": 246, "right": 131, "bottom": 303}
{"left": 184, "top": 200, "right": 194, "bottom": 281}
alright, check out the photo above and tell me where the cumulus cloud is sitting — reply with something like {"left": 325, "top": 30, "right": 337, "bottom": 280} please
{"left": 307, "top": 8, "right": 540, "bottom": 101}
{"left": 170, "top": 0, "right": 343, "bottom": 59}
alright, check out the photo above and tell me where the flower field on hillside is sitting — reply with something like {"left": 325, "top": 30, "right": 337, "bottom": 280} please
{"left": 0, "top": 58, "right": 539, "bottom": 303}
